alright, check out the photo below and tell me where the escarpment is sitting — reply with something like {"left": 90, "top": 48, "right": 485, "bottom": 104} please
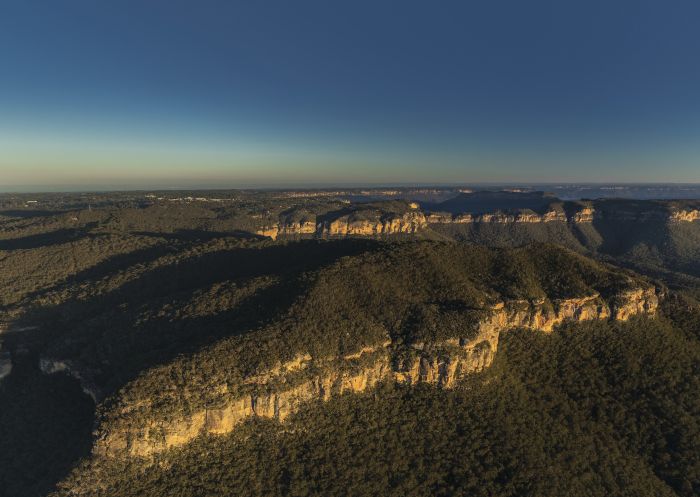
{"left": 669, "top": 209, "right": 700, "bottom": 222}
{"left": 256, "top": 210, "right": 427, "bottom": 239}
{"left": 93, "top": 285, "right": 658, "bottom": 460}
{"left": 318, "top": 210, "right": 427, "bottom": 236}
{"left": 571, "top": 206, "right": 595, "bottom": 223}
{"left": 256, "top": 204, "right": 602, "bottom": 239}
{"left": 253, "top": 196, "right": 700, "bottom": 242}
{"left": 256, "top": 219, "right": 317, "bottom": 239}
{"left": 426, "top": 210, "right": 571, "bottom": 224}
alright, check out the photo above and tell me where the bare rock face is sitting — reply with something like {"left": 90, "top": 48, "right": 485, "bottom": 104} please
{"left": 611, "top": 287, "right": 659, "bottom": 320}
{"left": 425, "top": 207, "right": 592, "bottom": 225}
{"left": 256, "top": 219, "right": 317, "bottom": 239}
{"left": 93, "top": 285, "right": 658, "bottom": 460}
{"left": 317, "top": 211, "right": 427, "bottom": 237}
{"left": 475, "top": 211, "right": 568, "bottom": 223}
{"left": 255, "top": 201, "right": 700, "bottom": 239}
{"left": 256, "top": 226, "right": 281, "bottom": 239}
{"left": 94, "top": 350, "right": 392, "bottom": 458}
{"left": 257, "top": 211, "right": 427, "bottom": 239}
{"left": 669, "top": 209, "right": 700, "bottom": 222}
{"left": 426, "top": 212, "right": 456, "bottom": 223}
{"left": 255, "top": 202, "right": 660, "bottom": 239}
{"left": 572, "top": 206, "right": 595, "bottom": 223}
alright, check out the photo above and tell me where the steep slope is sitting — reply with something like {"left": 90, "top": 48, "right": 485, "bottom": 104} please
{"left": 50, "top": 242, "right": 660, "bottom": 461}
{"left": 54, "top": 303, "right": 700, "bottom": 497}
{"left": 4, "top": 195, "right": 700, "bottom": 497}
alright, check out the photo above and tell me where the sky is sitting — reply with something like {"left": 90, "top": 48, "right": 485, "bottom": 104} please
{"left": 1, "top": 0, "right": 700, "bottom": 190}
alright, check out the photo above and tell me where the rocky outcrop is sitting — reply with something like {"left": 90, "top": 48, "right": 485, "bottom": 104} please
{"left": 479, "top": 210, "right": 568, "bottom": 223}
{"left": 256, "top": 203, "right": 672, "bottom": 239}
{"left": 317, "top": 211, "right": 427, "bottom": 237}
{"left": 93, "top": 286, "right": 658, "bottom": 460}
{"left": 610, "top": 287, "right": 659, "bottom": 320}
{"left": 426, "top": 208, "right": 593, "bottom": 225}
{"left": 571, "top": 206, "right": 595, "bottom": 223}
{"left": 257, "top": 211, "right": 427, "bottom": 239}
{"left": 669, "top": 209, "right": 700, "bottom": 222}
{"left": 94, "top": 350, "right": 392, "bottom": 458}
{"left": 256, "top": 226, "right": 282, "bottom": 239}
{"left": 426, "top": 213, "right": 456, "bottom": 223}
{"left": 256, "top": 219, "right": 317, "bottom": 239}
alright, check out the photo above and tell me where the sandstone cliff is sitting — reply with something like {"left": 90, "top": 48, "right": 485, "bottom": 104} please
{"left": 669, "top": 209, "right": 700, "bottom": 222}
{"left": 571, "top": 206, "right": 595, "bottom": 223}
{"left": 426, "top": 207, "right": 593, "bottom": 225}
{"left": 257, "top": 205, "right": 602, "bottom": 239}
{"left": 317, "top": 211, "right": 427, "bottom": 237}
{"left": 256, "top": 219, "right": 317, "bottom": 239}
{"left": 93, "top": 286, "right": 658, "bottom": 459}
{"left": 257, "top": 211, "right": 428, "bottom": 239}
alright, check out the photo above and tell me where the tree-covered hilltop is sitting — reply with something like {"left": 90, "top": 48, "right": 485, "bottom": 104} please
{"left": 2, "top": 192, "right": 700, "bottom": 497}
{"left": 32, "top": 241, "right": 651, "bottom": 421}
{"left": 54, "top": 310, "right": 700, "bottom": 497}
{"left": 3, "top": 192, "right": 700, "bottom": 302}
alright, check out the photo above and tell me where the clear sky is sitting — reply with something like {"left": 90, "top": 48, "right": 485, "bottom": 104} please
{"left": 2, "top": 0, "right": 700, "bottom": 190}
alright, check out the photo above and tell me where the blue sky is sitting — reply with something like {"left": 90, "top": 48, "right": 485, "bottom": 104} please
{"left": 1, "top": 0, "right": 700, "bottom": 189}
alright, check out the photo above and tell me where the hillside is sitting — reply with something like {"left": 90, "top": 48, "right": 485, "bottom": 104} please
{"left": 55, "top": 314, "right": 700, "bottom": 497}
{"left": 3, "top": 192, "right": 700, "bottom": 288}
{"left": 1, "top": 192, "right": 699, "bottom": 497}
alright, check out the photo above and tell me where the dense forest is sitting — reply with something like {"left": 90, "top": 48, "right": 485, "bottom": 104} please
{"left": 22, "top": 240, "right": 653, "bottom": 434}
{"left": 1, "top": 193, "right": 700, "bottom": 497}
{"left": 54, "top": 313, "right": 700, "bottom": 497}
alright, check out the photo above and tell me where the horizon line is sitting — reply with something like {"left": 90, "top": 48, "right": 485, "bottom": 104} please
{"left": 3, "top": 181, "right": 700, "bottom": 195}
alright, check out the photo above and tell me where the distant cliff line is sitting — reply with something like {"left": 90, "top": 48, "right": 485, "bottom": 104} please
{"left": 257, "top": 206, "right": 700, "bottom": 239}
{"left": 93, "top": 286, "right": 659, "bottom": 460}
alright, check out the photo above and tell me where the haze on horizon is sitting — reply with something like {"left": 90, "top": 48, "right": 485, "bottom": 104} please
{"left": 2, "top": 0, "right": 700, "bottom": 190}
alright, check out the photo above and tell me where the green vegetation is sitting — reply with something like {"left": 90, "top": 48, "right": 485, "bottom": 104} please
{"left": 2, "top": 192, "right": 700, "bottom": 497}
{"left": 55, "top": 315, "right": 700, "bottom": 497}
{"left": 70, "top": 241, "right": 644, "bottom": 430}
{"left": 431, "top": 221, "right": 588, "bottom": 252}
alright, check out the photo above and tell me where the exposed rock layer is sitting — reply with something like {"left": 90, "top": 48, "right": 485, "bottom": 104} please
{"left": 670, "top": 209, "right": 700, "bottom": 222}
{"left": 257, "top": 211, "right": 428, "bottom": 239}
{"left": 255, "top": 206, "right": 611, "bottom": 239}
{"left": 93, "top": 286, "right": 658, "bottom": 459}
{"left": 317, "top": 211, "right": 427, "bottom": 237}
{"left": 257, "top": 203, "right": 700, "bottom": 239}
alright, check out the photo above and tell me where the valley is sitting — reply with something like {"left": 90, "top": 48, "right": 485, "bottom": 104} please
{"left": 0, "top": 189, "right": 699, "bottom": 497}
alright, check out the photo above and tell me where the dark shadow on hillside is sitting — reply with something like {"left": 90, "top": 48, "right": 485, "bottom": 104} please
{"left": 591, "top": 211, "right": 668, "bottom": 256}
{"left": 0, "top": 209, "right": 70, "bottom": 219}
{"left": 134, "top": 229, "right": 265, "bottom": 242}
{"left": 11, "top": 232, "right": 265, "bottom": 313}
{"left": 1, "top": 239, "right": 381, "bottom": 495}
{"left": 16, "top": 239, "right": 381, "bottom": 395}
{"left": 316, "top": 203, "right": 412, "bottom": 226}
{"left": 315, "top": 206, "right": 364, "bottom": 223}
{"left": 0, "top": 225, "right": 97, "bottom": 251}
{"left": 10, "top": 242, "right": 186, "bottom": 312}
{"left": 0, "top": 352, "right": 94, "bottom": 497}
{"left": 428, "top": 191, "right": 555, "bottom": 215}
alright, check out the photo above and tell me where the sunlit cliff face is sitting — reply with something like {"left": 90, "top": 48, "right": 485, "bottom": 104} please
{"left": 93, "top": 286, "right": 658, "bottom": 459}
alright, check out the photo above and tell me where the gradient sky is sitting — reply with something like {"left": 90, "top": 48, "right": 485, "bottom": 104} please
{"left": 2, "top": 0, "right": 700, "bottom": 190}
